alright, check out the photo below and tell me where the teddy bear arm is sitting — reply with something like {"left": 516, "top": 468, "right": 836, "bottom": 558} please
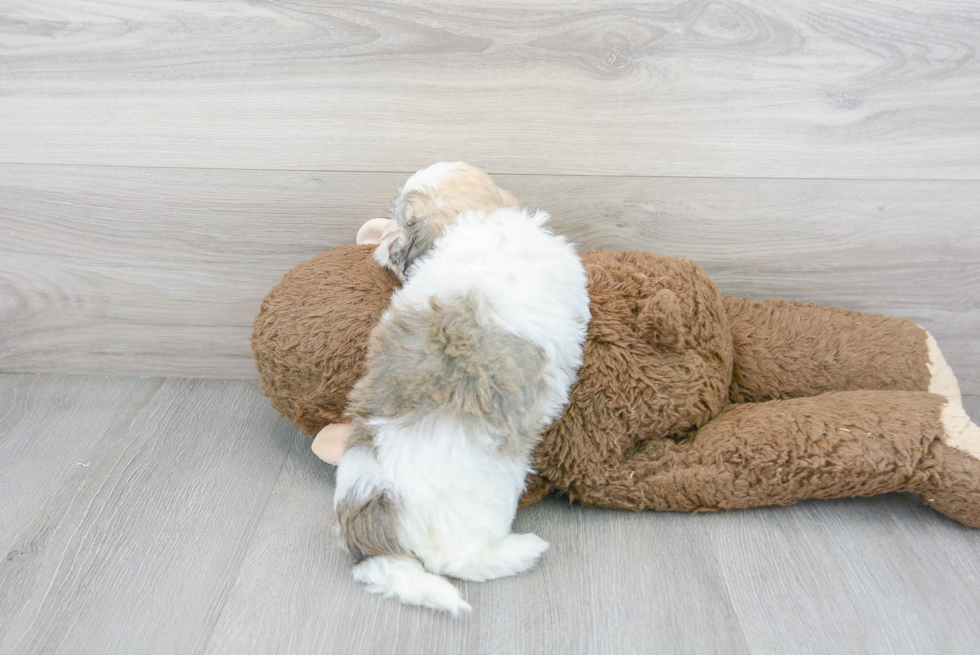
{"left": 558, "top": 390, "right": 980, "bottom": 528}
{"left": 312, "top": 422, "right": 351, "bottom": 465}
{"left": 722, "top": 296, "right": 958, "bottom": 404}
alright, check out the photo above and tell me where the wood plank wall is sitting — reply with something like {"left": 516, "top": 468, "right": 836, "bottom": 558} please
{"left": 1, "top": 1, "right": 978, "bottom": 391}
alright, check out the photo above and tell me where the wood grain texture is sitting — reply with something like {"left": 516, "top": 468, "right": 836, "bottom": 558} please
{"left": 1, "top": 375, "right": 979, "bottom": 654}
{"left": 2, "top": 164, "right": 977, "bottom": 391}
{"left": 208, "top": 435, "right": 747, "bottom": 655}
{"left": 476, "top": 503, "right": 748, "bottom": 655}
{"left": 0, "top": 377, "right": 296, "bottom": 654}
{"left": 0, "top": 165, "right": 393, "bottom": 379}
{"left": 0, "top": 374, "right": 160, "bottom": 554}
{"left": 204, "top": 431, "right": 480, "bottom": 655}
{"left": 706, "top": 496, "right": 980, "bottom": 654}
{"left": 2, "top": 0, "right": 979, "bottom": 178}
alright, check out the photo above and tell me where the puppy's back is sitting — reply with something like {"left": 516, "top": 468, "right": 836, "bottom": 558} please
{"left": 394, "top": 208, "right": 591, "bottom": 412}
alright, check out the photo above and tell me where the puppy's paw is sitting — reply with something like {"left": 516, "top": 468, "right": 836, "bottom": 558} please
{"left": 449, "top": 533, "right": 550, "bottom": 582}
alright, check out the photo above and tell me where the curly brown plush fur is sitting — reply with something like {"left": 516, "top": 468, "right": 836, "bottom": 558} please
{"left": 252, "top": 246, "right": 400, "bottom": 434}
{"left": 252, "top": 245, "right": 980, "bottom": 528}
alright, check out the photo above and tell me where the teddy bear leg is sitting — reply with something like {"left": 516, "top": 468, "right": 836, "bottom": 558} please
{"left": 722, "top": 296, "right": 958, "bottom": 403}
{"left": 912, "top": 402, "right": 980, "bottom": 528}
{"left": 558, "top": 390, "right": 980, "bottom": 527}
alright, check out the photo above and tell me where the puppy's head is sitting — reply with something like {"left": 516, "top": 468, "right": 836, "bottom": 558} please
{"left": 374, "top": 162, "right": 521, "bottom": 280}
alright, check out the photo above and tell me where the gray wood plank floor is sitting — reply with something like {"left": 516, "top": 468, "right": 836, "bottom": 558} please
{"left": 2, "top": 373, "right": 979, "bottom": 655}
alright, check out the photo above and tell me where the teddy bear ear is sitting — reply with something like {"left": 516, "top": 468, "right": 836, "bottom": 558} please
{"left": 356, "top": 218, "right": 392, "bottom": 245}
{"left": 637, "top": 288, "right": 686, "bottom": 351}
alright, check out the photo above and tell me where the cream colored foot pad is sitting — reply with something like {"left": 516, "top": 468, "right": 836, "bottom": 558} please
{"left": 942, "top": 402, "right": 980, "bottom": 460}
{"left": 926, "top": 331, "right": 963, "bottom": 407}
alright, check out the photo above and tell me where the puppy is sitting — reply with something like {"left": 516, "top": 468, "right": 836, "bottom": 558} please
{"left": 334, "top": 164, "right": 591, "bottom": 614}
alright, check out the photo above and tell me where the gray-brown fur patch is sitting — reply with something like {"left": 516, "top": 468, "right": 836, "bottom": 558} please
{"left": 386, "top": 190, "right": 444, "bottom": 279}
{"left": 345, "top": 418, "right": 374, "bottom": 451}
{"left": 347, "top": 293, "right": 550, "bottom": 458}
{"left": 336, "top": 487, "right": 407, "bottom": 563}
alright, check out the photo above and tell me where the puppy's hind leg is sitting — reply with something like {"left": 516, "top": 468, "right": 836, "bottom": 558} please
{"left": 335, "top": 442, "right": 471, "bottom": 615}
{"left": 444, "top": 533, "right": 550, "bottom": 582}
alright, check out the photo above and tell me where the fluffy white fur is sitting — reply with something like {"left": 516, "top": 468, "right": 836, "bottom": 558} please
{"left": 335, "top": 207, "right": 590, "bottom": 615}
{"left": 390, "top": 209, "right": 590, "bottom": 422}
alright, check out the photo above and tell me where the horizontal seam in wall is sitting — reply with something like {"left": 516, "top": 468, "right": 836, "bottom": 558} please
{"left": 0, "top": 160, "right": 978, "bottom": 184}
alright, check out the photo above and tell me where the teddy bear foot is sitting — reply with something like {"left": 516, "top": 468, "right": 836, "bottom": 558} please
{"left": 941, "top": 401, "right": 980, "bottom": 460}
{"left": 917, "top": 403, "right": 980, "bottom": 528}
{"left": 926, "top": 330, "right": 963, "bottom": 407}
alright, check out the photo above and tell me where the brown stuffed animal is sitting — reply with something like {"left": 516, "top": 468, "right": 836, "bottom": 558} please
{"left": 252, "top": 242, "right": 980, "bottom": 528}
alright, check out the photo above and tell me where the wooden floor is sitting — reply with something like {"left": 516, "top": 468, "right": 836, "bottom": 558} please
{"left": 0, "top": 373, "right": 977, "bottom": 655}
{"left": 3, "top": 1, "right": 980, "bottom": 652}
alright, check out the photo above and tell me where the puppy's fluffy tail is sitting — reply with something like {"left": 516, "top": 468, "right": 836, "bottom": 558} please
{"left": 353, "top": 555, "right": 471, "bottom": 616}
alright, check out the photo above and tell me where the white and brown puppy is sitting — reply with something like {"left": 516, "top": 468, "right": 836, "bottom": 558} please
{"left": 357, "top": 161, "right": 521, "bottom": 280}
{"left": 335, "top": 164, "right": 590, "bottom": 614}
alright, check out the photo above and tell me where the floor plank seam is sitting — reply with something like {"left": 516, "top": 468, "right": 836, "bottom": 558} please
{"left": 197, "top": 429, "right": 300, "bottom": 655}
{"left": 0, "top": 379, "right": 166, "bottom": 556}
{"left": 697, "top": 520, "right": 753, "bottom": 654}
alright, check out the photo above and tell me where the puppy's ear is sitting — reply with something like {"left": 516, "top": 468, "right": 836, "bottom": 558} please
{"left": 399, "top": 189, "right": 430, "bottom": 227}
{"left": 387, "top": 190, "right": 445, "bottom": 278}
{"left": 356, "top": 218, "right": 392, "bottom": 245}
